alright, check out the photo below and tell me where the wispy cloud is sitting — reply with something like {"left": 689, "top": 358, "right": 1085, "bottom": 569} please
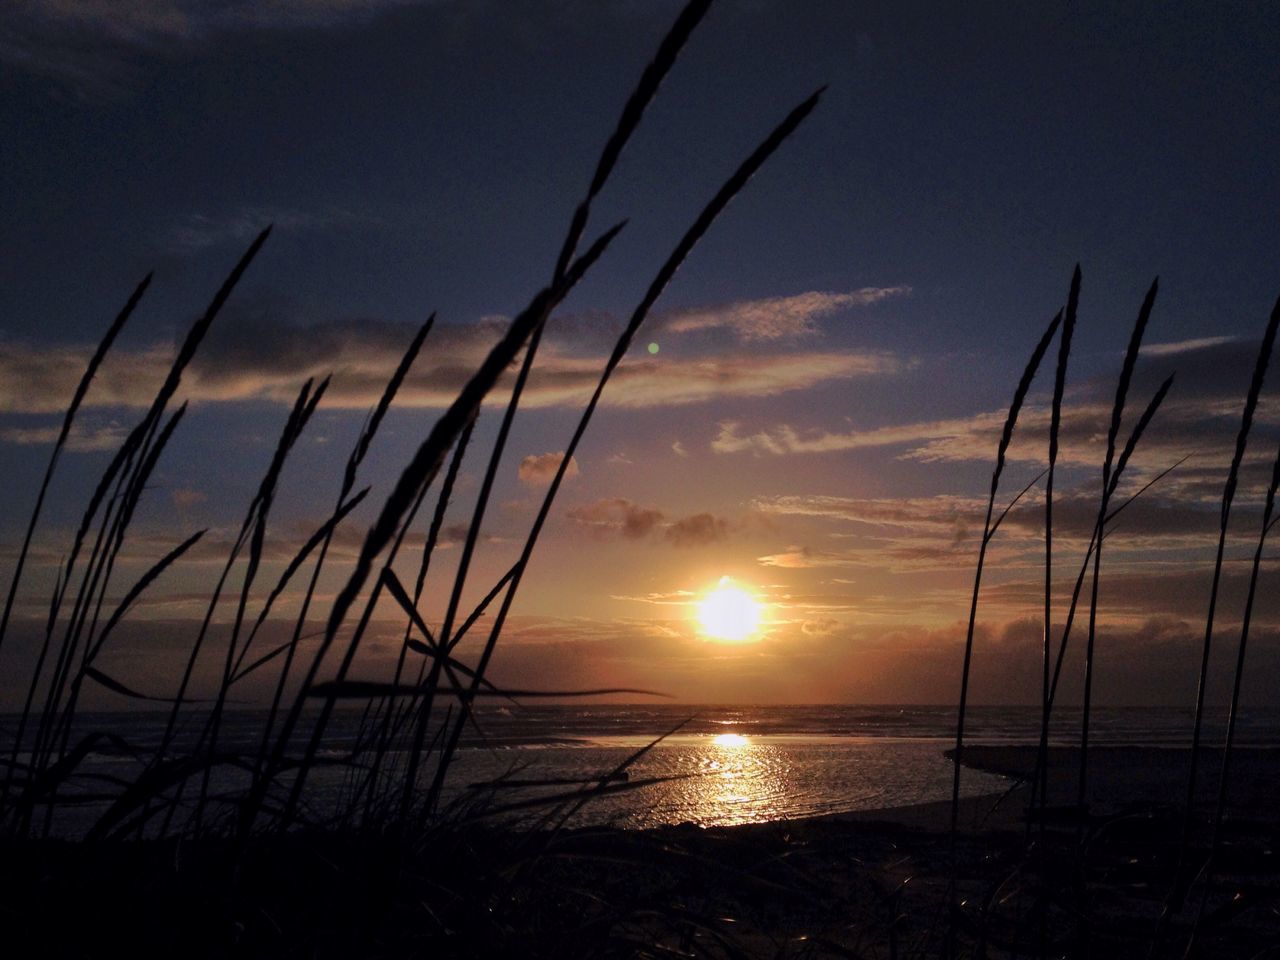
{"left": 1139, "top": 336, "right": 1237, "bottom": 357}
{"left": 0, "top": 419, "right": 128, "bottom": 451}
{"left": 749, "top": 483, "right": 1232, "bottom": 579}
{"left": 659, "top": 287, "right": 910, "bottom": 342}
{"left": 756, "top": 546, "right": 861, "bottom": 569}
{"left": 6, "top": 0, "right": 429, "bottom": 45}
{"left": 1, "top": 1, "right": 435, "bottom": 95}
{"left": 711, "top": 338, "right": 1280, "bottom": 489}
{"left": 753, "top": 493, "right": 986, "bottom": 535}
{"left": 710, "top": 417, "right": 990, "bottom": 457}
{"left": 165, "top": 205, "right": 382, "bottom": 253}
{"left": 0, "top": 311, "right": 898, "bottom": 414}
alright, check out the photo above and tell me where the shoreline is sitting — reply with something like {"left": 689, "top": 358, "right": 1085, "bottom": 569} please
{"left": 619, "top": 743, "right": 1280, "bottom": 838}
{"left": 3, "top": 745, "right": 1276, "bottom": 958}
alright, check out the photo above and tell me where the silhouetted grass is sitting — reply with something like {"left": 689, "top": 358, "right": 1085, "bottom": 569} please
{"left": 948, "top": 310, "right": 1060, "bottom": 865}
{"left": 0, "top": 0, "right": 820, "bottom": 845}
{"left": 938, "top": 266, "right": 1280, "bottom": 958}
{"left": 3, "top": 1, "right": 1279, "bottom": 957}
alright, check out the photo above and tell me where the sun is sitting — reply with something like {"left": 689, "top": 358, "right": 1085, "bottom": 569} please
{"left": 696, "top": 576, "right": 763, "bottom": 642}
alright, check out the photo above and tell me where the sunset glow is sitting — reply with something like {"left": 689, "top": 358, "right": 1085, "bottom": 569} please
{"left": 696, "top": 578, "right": 763, "bottom": 642}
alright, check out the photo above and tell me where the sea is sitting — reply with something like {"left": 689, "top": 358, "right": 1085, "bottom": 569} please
{"left": 8, "top": 704, "right": 1278, "bottom": 835}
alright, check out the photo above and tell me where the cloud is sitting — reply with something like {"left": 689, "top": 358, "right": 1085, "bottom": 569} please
{"left": 471, "top": 611, "right": 1280, "bottom": 707}
{"left": 1, "top": 1, "right": 435, "bottom": 95}
{"left": 3, "top": 606, "right": 1273, "bottom": 709}
{"left": 0, "top": 342, "right": 172, "bottom": 414}
{"left": 663, "top": 512, "right": 729, "bottom": 547}
{"left": 595, "top": 350, "right": 898, "bottom": 408}
{"left": 756, "top": 546, "right": 860, "bottom": 569}
{"left": 800, "top": 618, "right": 841, "bottom": 636}
{"left": 710, "top": 418, "right": 975, "bottom": 456}
{"left": 566, "top": 499, "right": 731, "bottom": 547}
{"left": 165, "top": 205, "right": 382, "bottom": 253}
{"left": 0, "top": 311, "right": 897, "bottom": 414}
{"left": 752, "top": 494, "right": 987, "bottom": 531}
{"left": 748, "top": 482, "right": 1238, "bottom": 581}
{"left": 566, "top": 498, "right": 665, "bottom": 540}
{"left": 660, "top": 287, "right": 910, "bottom": 341}
{"left": 0, "top": 420, "right": 127, "bottom": 451}
{"left": 170, "top": 488, "right": 207, "bottom": 510}
{"left": 517, "top": 451, "right": 579, "bottom": 486}
{"left": 1139, "top": 336, "right": 1237, "bottom": 357}
{"left": 3, "top": 1, "right": 432, "bottom": 47}
{"left": 710, "top": 337, "right": 1280, "bottom": 485}
{"left": 711, "top": 410, "right": 1075, "bottom": 460}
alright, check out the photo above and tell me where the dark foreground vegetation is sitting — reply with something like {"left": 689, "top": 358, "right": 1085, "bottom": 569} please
{"left": 2, "top": 0, "right": 1279, "bottom": 956}
{"left": 3, "top": 759, "right": 1278, "bottom": 959}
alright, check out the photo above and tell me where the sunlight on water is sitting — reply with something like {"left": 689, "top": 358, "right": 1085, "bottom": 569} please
{"left": 431, "top": 729, "right": 1020, "bottom": 830}
{"left": 688, "top": 732, "right": 782, "bottom": 824}
{"left": 38, "top": 706, "right": 1206, "bottom": 836}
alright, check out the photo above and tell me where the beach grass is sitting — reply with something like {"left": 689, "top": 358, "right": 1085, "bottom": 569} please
{"left": 1, "top": 0, "right": 1279, "bottom": 956}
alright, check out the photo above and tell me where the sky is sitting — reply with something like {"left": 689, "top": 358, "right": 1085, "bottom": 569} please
{"left": 1, "top": 0, "right": 1279, "bottom": 708}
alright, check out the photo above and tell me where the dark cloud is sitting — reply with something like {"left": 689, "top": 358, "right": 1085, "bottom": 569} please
{"left": 0, "top": 307, "right": 895, "bottom": 415}
{"left": 663, "top": 513, "right": 729, "bottom": 547}
{"left": 565, "top": 499, "right": 731, "bottom": 548}
{"left": 566, "top": 498, "right": 664, "bottom": 540}
{"left": 3, "top": 597, "right": 1277, "bottom": 710}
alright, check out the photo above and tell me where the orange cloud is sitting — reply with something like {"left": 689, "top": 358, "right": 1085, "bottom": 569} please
{"left": 518, "top": 451, "right": 579, "bottom": 486}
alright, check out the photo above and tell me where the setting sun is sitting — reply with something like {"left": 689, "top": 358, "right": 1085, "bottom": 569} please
{"left": 696, "top": 577, "right": 763, "bottom": 642}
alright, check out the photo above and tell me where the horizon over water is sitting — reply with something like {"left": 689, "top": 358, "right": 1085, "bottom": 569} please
{"left": 431, "top": 703, "right": 1280, "bottom": 827}
{"left": 8, "top": 704, "right": 1277, "bottom": 835}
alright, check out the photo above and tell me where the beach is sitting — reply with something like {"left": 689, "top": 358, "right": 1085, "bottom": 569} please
{"left": 4, "top": 742, "right": 1277, "bottom": 958}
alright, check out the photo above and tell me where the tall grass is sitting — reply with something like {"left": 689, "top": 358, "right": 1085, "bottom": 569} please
{"left": 1186, "top": 327, "right": 1280, "bottom": 951}
{"left": 1077, "top": 280, "right": 1164, "bottom": 821}
{"left": 0, "top": 0, "right": 818, "bottom": 847}
{"left": 946, "top": 308, "right": 1059, "bottom": 959}
{"left": 949, "top": 313, "right": 1060, "bottom": 828}
{"left": 945, "top": 268, "right": 1280, "bottom": 956}
{"left": 2, "top": 2, "right": 1278, "bottom": 955}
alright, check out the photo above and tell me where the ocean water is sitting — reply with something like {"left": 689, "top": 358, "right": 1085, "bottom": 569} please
{"left": 421, "top": 704, "right": 1280, "bottom": 828}
{"left": 7, "top": 704, "right": 1278, "bottom": 833}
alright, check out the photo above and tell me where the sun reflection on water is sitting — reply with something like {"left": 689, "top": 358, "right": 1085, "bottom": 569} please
{"left": 657, "top": 732, "right": 793, "bottom": 825}
{"left": 447, "top": 735, "right": 1016, "bottom": 829}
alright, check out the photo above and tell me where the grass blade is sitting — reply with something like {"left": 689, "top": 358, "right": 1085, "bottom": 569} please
{"left": 424, "top": 86, "right": 827, "bottom": 819}
{"left": 0, "top": 272, "right": 150, "bottom": 663}
{"left": 948, "top": 309, "right": 1060, "bottom": 952}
